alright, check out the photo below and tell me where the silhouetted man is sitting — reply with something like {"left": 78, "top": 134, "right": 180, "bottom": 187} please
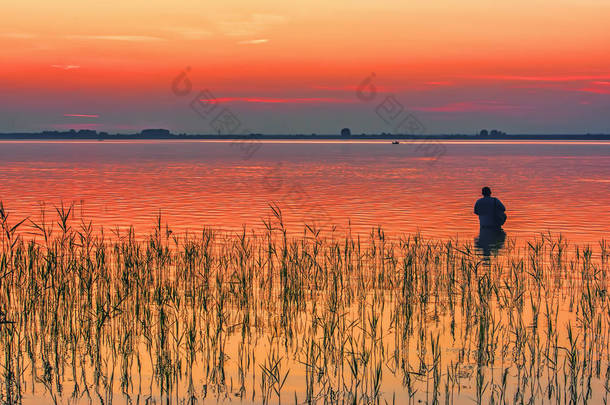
{"left": 474, "top": 186, "right": 506, "bottom": 230}
{"left": 474, "top": 187, "right": 506, "bottom": 258}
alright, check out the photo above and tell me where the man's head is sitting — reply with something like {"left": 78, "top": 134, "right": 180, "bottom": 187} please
{"left": 482, "top": 186, "right": 492, "bottom": 197}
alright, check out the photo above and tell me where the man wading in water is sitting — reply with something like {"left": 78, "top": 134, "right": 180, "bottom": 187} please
{"left": 474, "top": 186, "right": 507, "bottom": 257}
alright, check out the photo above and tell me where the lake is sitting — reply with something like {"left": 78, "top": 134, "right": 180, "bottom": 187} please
{"left": 1, "top": 139, "right": 610, "bottom": 405}
{"left": 0, "top": 140, "right": 608, "bottom": 244}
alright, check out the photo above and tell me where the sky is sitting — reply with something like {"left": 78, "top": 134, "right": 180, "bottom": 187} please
{"left": 1, "top": 0, "right": 609, "bottom": 134}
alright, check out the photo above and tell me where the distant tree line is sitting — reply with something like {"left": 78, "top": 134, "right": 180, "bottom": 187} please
{"left": 479, "top": 129, "right": 507, "bottom": 136}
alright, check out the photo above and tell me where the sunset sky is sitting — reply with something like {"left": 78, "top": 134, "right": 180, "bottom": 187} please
{"left": 1, "top": 0, "right": 609, "bottom": 134}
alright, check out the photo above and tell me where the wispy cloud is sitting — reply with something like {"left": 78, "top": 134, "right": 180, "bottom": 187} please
{"left": 66, "top": 35, "right": 164, "bottom": 42}
{"left": 237, "top": 39, "right": 268, "bottom": 45}
{"left": 512, "top": 80, "right": 610, "bottom": 94}
{"left": 51, "top": 64, "right": 80, "bottom": 70}
{"left": 64, "top": 113, "right": 99, "bottom": 118}
{"left": 312, "top": 84, "right": 358, "bottom": 91}
{"left": 250, "top": 14, "right": 287, "bottom": 24}
{"left": 163, "top": 27, "right": 212, "bottom": 40}
{"left": 468, "top": 74, "right": 610, "bottom": 82}
{"left": 424, "top": 81, "right": 453, "bottom": 86}
{"left": 413, "top": 101, "right": 523, "bottom": 113}
{"left": 312, "top": 84, "right": 397, "bottom": 92}
{"left": 200, "top": 96, "right": 355, "bottom": 104}
{"left": 578, "top": 87, "right": 610, "bottom": 95}
{"left": 218, "top": 13, "right": 287, "bottom": 37}
{"left": 51, "top": 123, "right": 101, "bottom": 130}
{"left": 0, "top": 32, "right": 36, "bottom": 39}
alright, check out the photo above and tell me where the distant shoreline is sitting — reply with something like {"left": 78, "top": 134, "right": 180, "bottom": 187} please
{"left": 1, "top": 132, "right": 610, "bottom": 141}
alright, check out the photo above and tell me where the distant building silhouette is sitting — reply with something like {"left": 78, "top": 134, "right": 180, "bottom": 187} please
{"left": 141, "top": 129, "right": 171, "bottom": 137}
{"left": 77, "top": 129, "right": 97, "bottom": 136}
{"left": 489, "top": 129, "right": 507, "bottom": 136}
{"left": 341, "top": 128, "right": 351, "bottom": 137}
{"left": 478, "top": 129, "right": 508, "bottom": 137}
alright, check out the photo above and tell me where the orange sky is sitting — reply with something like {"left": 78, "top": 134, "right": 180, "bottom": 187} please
{"left": 1, "top": 0, "right": 609, "bottom": 133}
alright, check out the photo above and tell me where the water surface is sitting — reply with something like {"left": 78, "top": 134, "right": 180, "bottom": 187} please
{"left": 0, "top": 140, "right": 608, "bottom": 243}
{"left": 1, "top": 139, "right": 609, "bottom": 405}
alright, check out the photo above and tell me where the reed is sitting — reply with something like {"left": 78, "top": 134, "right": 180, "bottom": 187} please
{"left": 0, "top": 202, "right": 608, "bottom": 404}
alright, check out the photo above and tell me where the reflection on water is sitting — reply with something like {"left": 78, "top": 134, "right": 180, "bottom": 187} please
{"left": 0, "top": 140, "right": 609, "bottom": 243}
{"left": 475, "top": 228, "right": 507, "bottom": 258}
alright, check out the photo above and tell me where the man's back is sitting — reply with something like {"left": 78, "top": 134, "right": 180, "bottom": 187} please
{"left": 474, "top": 196, "right": 505, "bottom": 228}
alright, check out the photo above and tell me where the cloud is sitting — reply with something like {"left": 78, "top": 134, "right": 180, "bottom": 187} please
{"left": 163, "top": 27, "right": 213, "bottom": 40}
{"left": 64, "top": 114, "right": 99, "bottom": 118}
{"left": 413, "top": 101, "right": 523, "bottom": 113}
{"left": 200, "top": 96, "right": 355, "bottom": 104}
{"left": 251, "top": 14, "right": 287, "bottom": 24}
{"left": 511, "top": 80, "right": 610, "bottom": 94}
{"left": 218, "top": 13, "right": 287, "bottom": 37}
{"left": 237, "top": 39, "right": 268, "bottom": 45}
{"left": 0, "top": 32, "right": 36, "bottom": 39}
{"left": 66, "top": 35, "right": 164, "bottom": 42}
{"left": 51, "top": 64, "right": 80, "bottom": 70}
{"left": 312, "top": 85, "right": 358, "bottom": 91}
{"left": 312, "top": 84, "right": 397, "bottom": 92}
{"left": 424, "top": 81, "right": 453, "bottom": 86}
{"left": 578, "top": 87, "right": 610, "bottom": 95}
{"left": 51, "top": 123, "right": 101, "bottom": 130}
{"left": 468, "top": 74, "right": 610, "bottom": 82}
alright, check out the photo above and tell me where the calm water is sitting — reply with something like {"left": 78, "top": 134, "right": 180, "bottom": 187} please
{"left": 1, "top": 139, "right": 610, "bottom": 405}
{"left": 0, "top": 140, "right": 608, "bottom": 243}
